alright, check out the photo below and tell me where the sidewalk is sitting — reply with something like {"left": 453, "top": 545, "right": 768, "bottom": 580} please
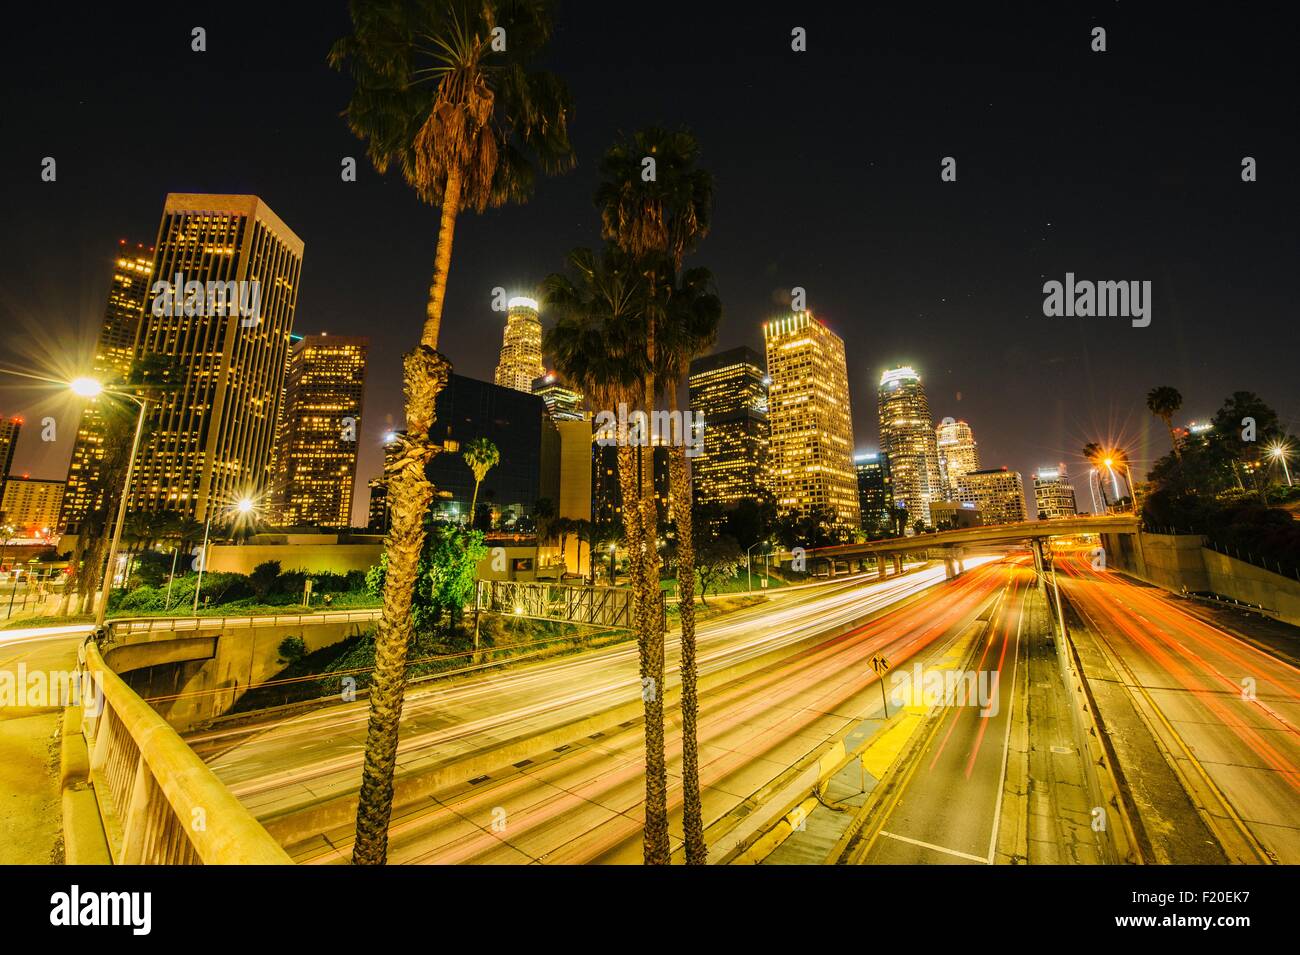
{"left": 0, "top": 631, "right": 86, "bottom": 863}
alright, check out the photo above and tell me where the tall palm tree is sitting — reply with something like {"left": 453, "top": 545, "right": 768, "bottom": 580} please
{"left": 572, "top": 518, "right": 593, "bottom": 581}
{"left": 1146, "top": 386, "right": 1183, "bottom": 459}
{"left": 550, "top": 516, "right": 575, "bottom": 571}
{"left": 596, "top": 127, "right": 713, "bottom": 864}
{"left": 330, "top": 0, "right": 574, "bottom": 865}
{"left": 463, "top": 437, "right": 500, "bottom": 521}
{"left": 1082, "top": 442, "right": 1111, "bottom": 510}
{"left": 652, "top": 262, "right": 720, "bottom": 864}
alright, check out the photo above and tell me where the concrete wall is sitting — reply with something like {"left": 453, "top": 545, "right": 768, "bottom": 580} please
{"left": 206, "top": 542, "right": 383, "bottom": 575}
{"left": 1107, "top": 531, "right": 1300, "bottom": 626}
{"left": 105, "top": 618, "right": 367, "bottom": 731}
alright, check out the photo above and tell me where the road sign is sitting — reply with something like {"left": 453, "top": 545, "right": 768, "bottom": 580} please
{"left": 870, "top": 654, "right": 891, "bottom": 676}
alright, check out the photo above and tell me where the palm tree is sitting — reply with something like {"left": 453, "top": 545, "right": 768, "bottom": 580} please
{"left": 596, "top": 127, "right": 714, "bottom": 865}
{"left": 462, "top": 437, "right": 500, "bottom": 521}
{"left": 1146, "top": 386, "right": 1183, "bottom": 459}
{"left": 330, "top": 0, "right": 574, "bottom": 865}
{"left": 652, "top": 262, "right": 719, "bottom": 864}
{"left": 1082, "top": 442, "right": 1111, "bottom": 511}
{"left": 572, "top": 518, "right": 593, "bottom": 580}
{"left": 550, "top": 516, "right": 575, "bottom": 571}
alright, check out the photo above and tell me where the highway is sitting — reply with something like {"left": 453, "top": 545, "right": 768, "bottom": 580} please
{"left": 1056, "top": 555, "right": 1300, "bottom": 864}
{"left": 198, "top": 558, "right": 1005, "bottom": 861}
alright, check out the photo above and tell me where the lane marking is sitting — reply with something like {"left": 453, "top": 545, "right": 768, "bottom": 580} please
{"left": 987, "top": 575, "right": 1025, "bottom": 864}
{"left": 879, "top": 829, "right": 989, "bottom": 864}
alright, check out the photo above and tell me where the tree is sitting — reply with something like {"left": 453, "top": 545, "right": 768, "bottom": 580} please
{"left": 250, "top": 560, "right": 282, "bottom": 600}
{"left": 1146, "top": 386, "right": 1184, "bottom": 460}
{"left": 330, "top": 0, "right": 574, "bottom": 865}
{"left": 695, "top": 535, "right": 741, "bottom": 604}
{"left": 572, "top": 518, "right": 593, "bottom": 581}
{"left": 463, "top": 437, "right": 500, "bottom": 521}
{"left": 550, "top": 516, "right": 575, "bottom": 570}
{"left": 596, "top": 127, "right": 714, "bottom": 865}
{"left": 1082, "top": 442, "right": 1110, "bottom": 510}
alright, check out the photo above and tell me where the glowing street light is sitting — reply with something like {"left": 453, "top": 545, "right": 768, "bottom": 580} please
{"left": 193, "top": 494, "right": 261, "bottom": 614}
{"left": 70, "top": 376, "right": 104, "bottom": 398}
{"left": 1270, "top": 443, "right": 1293, "bottom": 486}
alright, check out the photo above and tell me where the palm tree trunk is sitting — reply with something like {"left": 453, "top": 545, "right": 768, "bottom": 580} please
{"left": 640, "top": 347, "right": 670, "bottom": 865}
{"left": 352, "top": 345, "right": 450, "bottom": 865}
{"left": 668, "top": 392, "right": 705, "bottom": 864}
{"left": 421, "top": 170, "right": 461, "bottom": 350}
{"left": 470, "top": 478, "right": 481, "bottom": 523}
{"left": 1163, "top": 415, "right": 1182, "bottom": 460}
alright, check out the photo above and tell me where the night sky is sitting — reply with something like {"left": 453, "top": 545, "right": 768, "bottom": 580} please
{"left": 1, "top": 2, "right": 1295, "bottom": 524}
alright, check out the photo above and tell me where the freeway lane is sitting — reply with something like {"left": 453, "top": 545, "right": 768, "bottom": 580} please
{"left": 201, "top": 561, "right": 980, "bottom": 825}
{"left": 1057, "top": 556, "right": 1300, "bottom": 863}
{"left": 292, "top": 560, "right": 1010, "bottom": 863}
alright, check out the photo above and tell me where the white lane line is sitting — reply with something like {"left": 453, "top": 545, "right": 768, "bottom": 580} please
{"left": 880, "top": 830, "right": 989, "bottom": 864}
{"left": 986, "top": 580, "right": 1025, "bottom": 865}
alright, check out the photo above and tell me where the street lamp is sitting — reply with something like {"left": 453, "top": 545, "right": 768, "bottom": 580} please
{"left": 193, "top": 495, "right": 257, "bottom": 614}
{"left": 70, "top": 378, "right": 149, "bottom": 630}
{"left": 1269, "top": 443, "right": 1293, "bottom": 486}
{"left": 746, "top": 540, "right": 768, "bottom": 592}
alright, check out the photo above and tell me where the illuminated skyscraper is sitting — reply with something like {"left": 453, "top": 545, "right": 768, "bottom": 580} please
{"left": 854, "top": 451, "right": 893, "bottom": 535}
{"left": 60, "top": 242, "right": 154, "bottom": 532}
{"left": 494, "top": 296, "right": 545, "bottom": 393}
{"left": 935, "top": 416, "right": 980, "bottom": 499}
{"left": 2, "top": 478, "right": 64, "bottom": 536}
{"left": 0, "top": 415, "right": 21, "bottom": 509}
{"left": 688, "top": 346, "right": 769, "bottom": 510}
{"left": 955, "top": 467, "right": 1028, "bottom": 525}
{"left": 532, "top": 371, "right": 586, "bottom": 422}
{"left": 763, "top": 312, "right": 859, "bottom": 530}
{"left": 877, "top": 366, "right": 941, "bottom": 527}
{"left": 271, "top": 333, "right": 368, "bottom": 527}
{"left": 128, "top": 194, "right": 304, "bottom": 521}
{"left": 1033, "top": 466, "right": 1077, "bottom": 520}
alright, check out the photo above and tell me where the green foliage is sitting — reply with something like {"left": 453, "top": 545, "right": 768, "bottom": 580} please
{"left": 278, "top": 636, "right": 308, "bottom": 664}
{"left": 250, "top": 560, "right": 282, "bottom": 598}
{"left": 414, "top": 525, "right": 489, "bottom": 633}
{"left": 695, "top": 534, "right": 742, "bottom": 603}
{"left": 365, "top": 555, "right": 387, "bottom": 598}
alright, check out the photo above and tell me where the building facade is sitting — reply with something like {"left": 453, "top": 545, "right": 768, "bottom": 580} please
{"left": 127, "top": 194, "right": 304, "bottom": 522}
{"left": 935, "top": 416, "right": 980, "bottom": 499}
{"left": 688, "top": 346, "right": 769, "bottom": 511}
{"left": 60, "top": 242, "right": 155, "bottom": 533}
{"left": 271, "top": 333, "right": 368, "bottom": 527}
{"left": 854, "top": 451, "right": 894, "bottom": 535}
{"left": 494, "top": 296, "right": 545, "bottom": 394}
{"left": 954, "top": 468, "right": 1028, "bottom": 525}
{"left": 0, "top": 416, "right": 20, "bottom": 510}
{"left": 763, "top": 312, "right": 859, "bottom": 530}
{"left": 877, "top": 366, "right": 942, "bottom": 527}
{"left": 532, "top": 372, "right": 586, "bottom": 422}
{"left": 1033, "top": 466, "right": 1078, "bottom": 520}
{"left": 2, "top": 478, "right": 65, "bottom": 536}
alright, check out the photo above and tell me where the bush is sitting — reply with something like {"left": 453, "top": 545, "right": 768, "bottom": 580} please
{"left": 250, "top": 561, "right": 282, "bottom": 598}
{"left": 277, "top": 636, "right": 308, "bottom": 664}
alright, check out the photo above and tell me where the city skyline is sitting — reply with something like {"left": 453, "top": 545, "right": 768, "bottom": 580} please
{"left": 1, "top": 5, "right": 1293, "bottom": 530}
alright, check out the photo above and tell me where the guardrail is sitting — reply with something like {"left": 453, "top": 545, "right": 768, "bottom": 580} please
{"left": 79, "top": 639, "right": 291, "bottom": 864}
{"left": 106, "top": 608, "right": 381, "bottom": 641}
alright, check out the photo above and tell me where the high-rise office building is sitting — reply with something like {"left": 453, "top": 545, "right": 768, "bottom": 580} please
{"left": 1033, "top": 466, "right": 1078, "bottom": 520}
{"left": 935, "top": 416, "right": 980, "bottom": 499}
{"left": 877, "top": 366, "right": 942, "bottom": 527}
{"left": 532, "top": 371, "right": 586, "bottom": 422}
{"left": 366, "top": 479, "right": 389, "bottom": 533}
{"left": 494, "top": 296, "right": 545, "bottom": 394}
{"left": 763, "top": 312, "right": 860, "bottom": 530}
{"left": 955, "top": 467, "right": 1027, "bottom": 525}
{"left": 854, "top": 451, "right": 894, "bottom": 535}
{"left": 2, "top": 478, "right": 65, "bottom": 536}
{"left": 0, "top": 416, "right": 23, "bottom": 514}
{"left": 60, "top": 242, "right": 155, "bottom": 533}
{"left": 128, "top": 194, "right": 304, "bottom": 522}
{"left": 688, "top": 346, "right": 769, "bottom": 511}
{"left": 271, "top": 333, "right": 368, "bottom": 527}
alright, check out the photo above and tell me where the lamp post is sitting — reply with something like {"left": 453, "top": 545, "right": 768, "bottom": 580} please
{"left": 1270, "top": 444, "right": 1293, "bottom": 486}
{"left": 746, "top": 540, "right": 766, "bottom": 593}
{"left": 71, "top": 377, "right": 149, "bottom": 630}
{"left": 193, "top": 496, "right": 255, "bottom": 614}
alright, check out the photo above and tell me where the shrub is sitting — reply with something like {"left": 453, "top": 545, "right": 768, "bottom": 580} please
{"left": 277, "top": 636, "right": 308, "bottom": 664}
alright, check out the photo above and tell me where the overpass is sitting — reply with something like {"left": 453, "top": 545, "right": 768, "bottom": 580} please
{"left": 797, "top": 515, "right": 1141, "bottom": 580}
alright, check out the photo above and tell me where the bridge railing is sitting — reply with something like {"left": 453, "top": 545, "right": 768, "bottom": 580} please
{"left": 106, "top": 608, "right": 381, "bottom": 642}
{"left": 79, "top": 639, "right": 291, "bottom": 864}
{"left": 476, "top": 580, "right": 633, "bottom": 629}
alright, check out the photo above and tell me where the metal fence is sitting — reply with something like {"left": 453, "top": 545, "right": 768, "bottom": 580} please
{"left": 475, "top": 580, "right": 633, "bottom": 629}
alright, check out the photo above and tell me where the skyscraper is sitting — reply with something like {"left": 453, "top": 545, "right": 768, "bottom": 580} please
{"left": 60, "top": 242, "right": 154, "bottom": 533}
{"left": 494, "top": 296, "right": 545, "bottom": 393}
{"left": 955, "top": 468, "right": 1028, "bottom": 525}
{"left": 877, "top": 366, "right": 941, "bottom": 527}
{"left": 271, "top": 333, "right": 368, "bottom": 527}
{"left": 1033, "top": 466, "right": 1078, "bottom": 520}
{"left": 532, "top": 371, "right": 586, "bottom": 422}
{"left": 2, "top": 478, "right": 64, "bottom": 536}
{"left": 935, "top": 416, "right": 980, "bottom": 499}
{"left": 763, "top": 312, "right": 859, "bottom": 530}
{"left": 854, "top": 451, "right": 893, "bottom": 535}
{"left": 688, "top": 346, "right": 769, "bottom": 511}
{"left": 0, "top": 416, "right": 21, "bottom": 510}
{"left": 128, "top": 194, "right": 304, "bottom": 522}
